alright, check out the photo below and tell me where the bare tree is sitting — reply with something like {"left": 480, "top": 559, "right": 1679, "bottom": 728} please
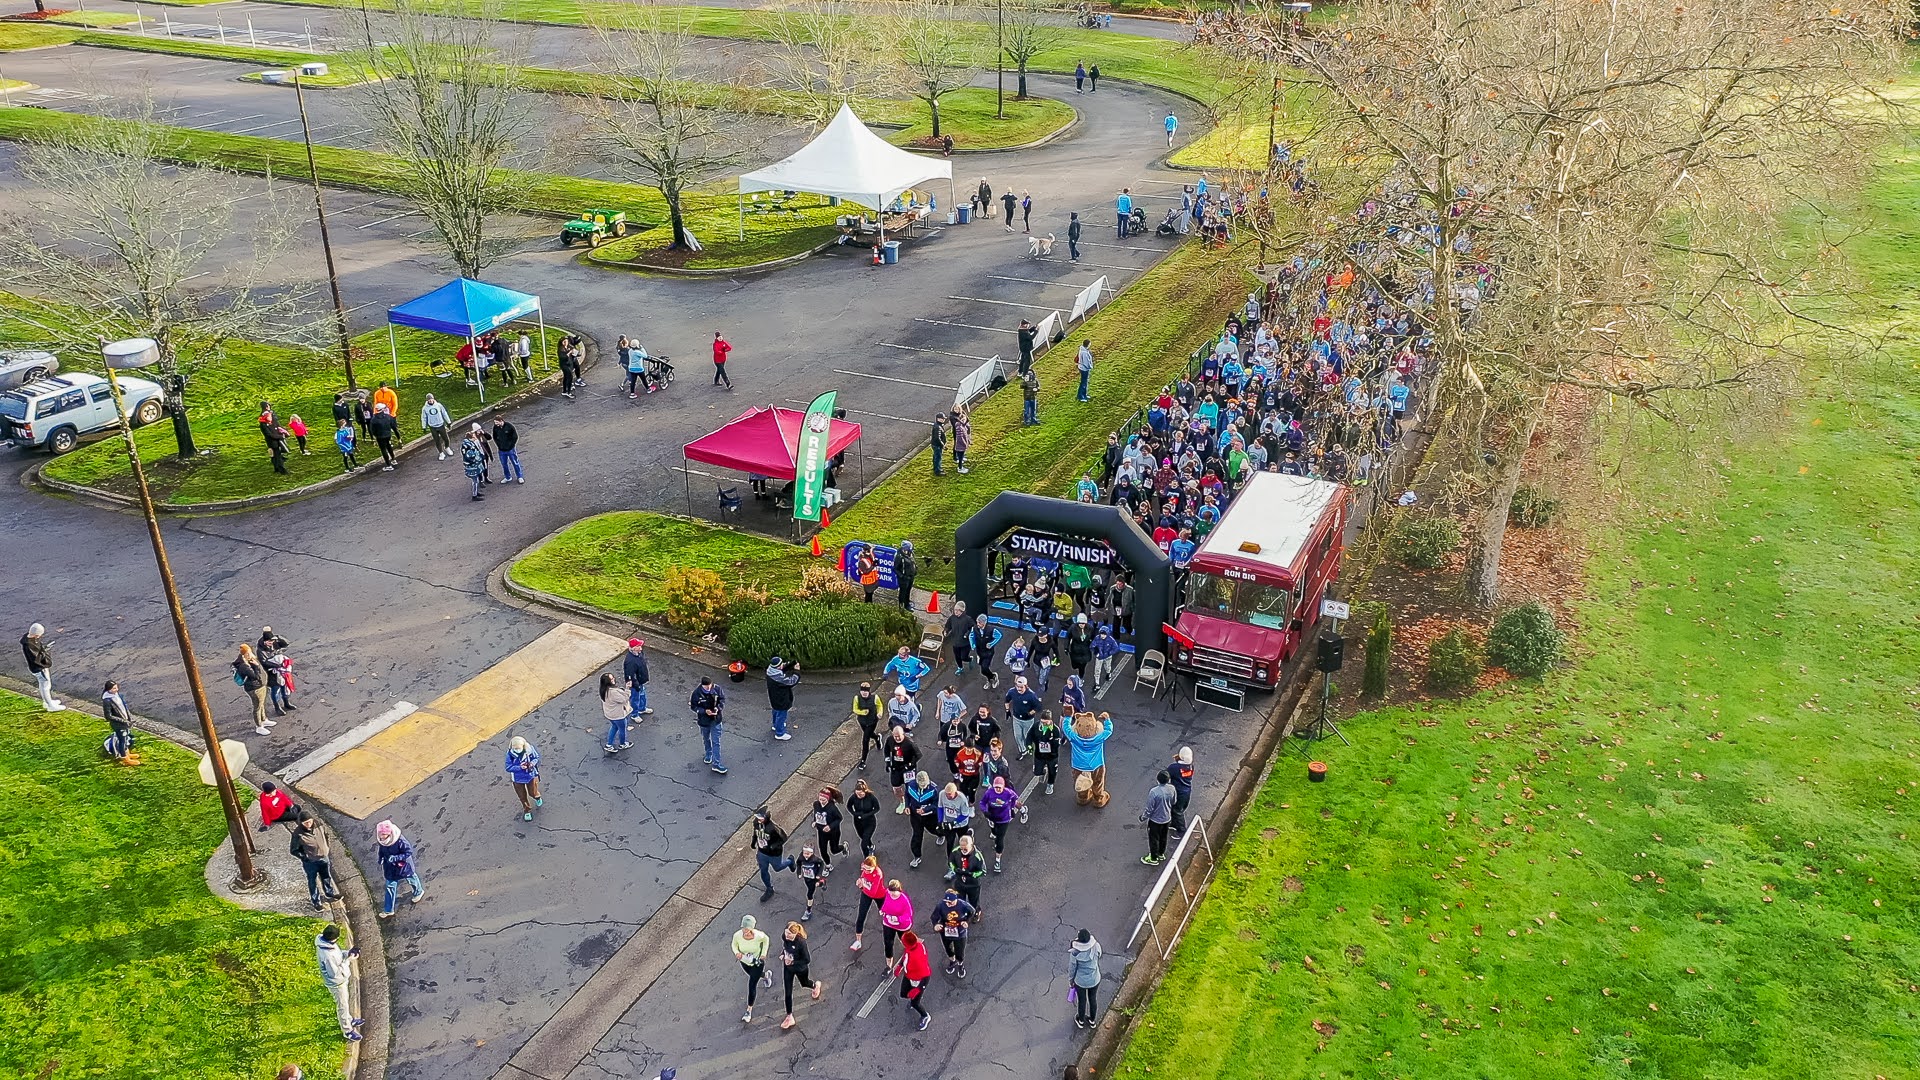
{"left": 892, "top": 0, "right": 983, "bottom": 139}
{"left": 352, "top": 0, "right": 540, "bottom": 277}
{"left": 1249, "top": 0, "right": 1899, "bottom": 606}
{"left": 584, "top": 8, "right": 773, "bottom": 252}
{"left": 1000, "top": 0, "right": 1066, "bottom": 101}
{"left": 760, "top": 0, "right": 894, "bottom": 125}
{"left": 0, "top": 99, "right": 309, "bottom": 459}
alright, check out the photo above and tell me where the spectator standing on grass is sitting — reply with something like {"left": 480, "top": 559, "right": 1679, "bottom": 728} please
{"left": 895, "top": 541, "right": 919, "bottom": 611}
{"left": 693, "top": 676, "right": 727, "bottom": 775}
{"left": 931, "top": 413, "right": 947, "bottom": 476}
{"left": 1077, "top": 340, "right": 1095, "bottom": 401}
{"left": 373, "top": 381, "right": 399, "bottom": 421}
{"left": 333, "top": 418, "right": 360, "bottom": 473}
{"left": 315, "top": 924, "right": 363, "bottom": 1041}
{"left": 1001, "top": 190, "right": 1018, "bottom": 232}
{"left": 624, "top": 638, "right": 652, "bottom": 718}
{"left": 287, "top": 414, "right": 309, "bottom": 455}
{"left": 1021, "top": 366, "right": 1041, "bottom": 426}
{"left": 1017, "top": 319, "right": 1037, "bottom": 375}
{"left": 712, "top": 331, "right": 734, "bottom": 389}
{"left": 1068, "top": 211, "right": 1082, "bottom": 262}
{"left": 752, "top": 806, "right": 794, "bottom": 900}
{"left": 369, "top": 404, "right": 399, "bottom": 471}
{"left": 731, "top": 915, "right": 772, "bottom": 1024}
{"left": 258, "top": 400, "right": 278, "bottom": 456}
{"left": 505, "top": 735, "right": 542, "bottom": 821}
{"left": 766, "top": 656, "right": 800, "bottom": 740}
{"left": 951, "top": 409, "right": 972, "bottom": 473}
{"left": 234, "top": 643, "right": 271, "bottom": 736}
{"left": 1068, "top": 929, "right": 1102, "bottom": 1028}
{"left": 21, "top": 623, "right": 59, "bottom": 712}
{"left": 290, "top": 809, "right": 342, "bottom": 909}
{"left": 102, "top": 680, "right": 137, "bottom": 764}
{"left": 492, "top": 415, "right": 524, "bottom": 484}
{"left": 857, "top": 547, "right": 881, "bottom": 602}
{"left": 266, "top": 422, "right": 290, "bottom": 475}
{"left": 374, "top": 819, "right": 426, "bottom": 917}
{"left": 1141, "top": 770, "right": 1176, "bottom": 864}
{"left": 421, "top": 395, "right": 452, "bottom": 459}
{"left": 600, "top": 672, "right": 631, "bottom": 754}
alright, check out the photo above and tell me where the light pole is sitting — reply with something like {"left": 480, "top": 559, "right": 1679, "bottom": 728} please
{"left": 293, "top": 71, "right": 358, "bottom": 392}
{"left": 101, "top": 338, "right": 261, "bottom": 888}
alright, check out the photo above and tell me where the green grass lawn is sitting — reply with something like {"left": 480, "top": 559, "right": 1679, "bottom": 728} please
{"left": 16, "top": 292, "right": 569, "bottom": 503}
{"left": 1108, "top": 143, "right": 1920, "bottom": 1080}
{"left": 0, "top": 691, "right": 349, "bottom": 1080}
{"left": 585, "top": 210, "right": 842, "bottom": 272}
{"left": 0, "top": 22, "right": 82, "bottom": 49}
{"left": 512, "top": 512, "right": 815, "bottom": 617}
{"left": 887, "top": 91, "right": 1075, "bottom": 150}
{"left": 46, "top": 10, "right": 142, "bottom": 26}
{"left": 515, "top": 236, "right": 1248, "bottom": 612}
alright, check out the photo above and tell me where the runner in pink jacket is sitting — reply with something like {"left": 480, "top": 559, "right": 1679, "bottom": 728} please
{"left": 880, "top": 880, "right": 915, "bottom": 962}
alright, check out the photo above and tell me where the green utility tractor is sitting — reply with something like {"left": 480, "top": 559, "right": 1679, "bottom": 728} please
{"left": 561, "top": 209, "right": 628, "bottom": 248}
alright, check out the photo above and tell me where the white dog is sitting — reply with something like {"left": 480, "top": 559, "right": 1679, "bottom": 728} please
{"left": 1026, "top": 233, "right": 1056, "bottom": 258}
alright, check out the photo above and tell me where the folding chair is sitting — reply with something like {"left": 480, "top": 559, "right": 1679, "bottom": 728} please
{"left": 1133, "top": 648, "right": 1168, "bottom": 695}
{"left": 718, "top": 485, "right": 742, "bottom": 514}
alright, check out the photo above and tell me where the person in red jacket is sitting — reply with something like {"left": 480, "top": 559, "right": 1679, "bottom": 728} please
{"left": 711, "top": 331, "right": 733, "bottom": 389}
{"left": 259, "top": 781, "right": 294, "bottom": 827}
{"left": 893, "top": 930, "right": 933, "bottom": 1030}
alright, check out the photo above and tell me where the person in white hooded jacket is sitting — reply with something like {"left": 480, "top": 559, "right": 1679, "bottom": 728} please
{"left": 315, "top": 923, "right": 363, "bottom": 1041}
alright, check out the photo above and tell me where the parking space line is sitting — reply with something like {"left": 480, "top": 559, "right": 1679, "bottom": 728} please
{"left": 784, "top": 399, "right": 930, "bottom": 425}
{"left": 832, "top": 368, "right": 957, "bottom": 390}
{"left": 946, "top": 295, "right": 1046, "bottom": 310}
{"left": 877, "top": 342, "right": 996, "bottom": 362}
{"left": 227, "top": 119, "right": 303, "bottom": 135}
{"left": 913, "top": 318, "right": 1016, "bottom": 334}
{"left": 990, "top": 275, "right": 1085, "bottom": 288}
{"left": 356, "top": 209, "right": 421, "bottom": 229}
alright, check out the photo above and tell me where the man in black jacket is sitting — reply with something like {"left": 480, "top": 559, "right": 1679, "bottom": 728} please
{"left": 492, "top": 415, "right": 524, "bottom": 483}
{"left": 894, "top": 541, "right": 919, "bottom": 612}
{"left": 692, "top": 677, "right": 727, "bottom": 775}
{"left": 623, "top": 639, "right": 651, "bottom": 718}
{"left": 288, "top": 809, "right": 342, "bottom": 909}
{"left": 766, "top": 656, "right": 800, "bottom": 740}
{"left": 1017, "top": 319, "right": 1038, "bottom": 375}
{"left": 1067, "top": 211, "right": 1083, "bottom": 262}
{"left": 751, "top": 806, "right": 794, "bottom": 901}
{"left": 369, "top": 404, "right": 400, "bottom": 471}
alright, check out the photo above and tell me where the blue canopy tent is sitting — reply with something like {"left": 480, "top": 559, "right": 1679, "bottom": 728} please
{"left": 385, "top": 278, "right": 547, "bottom": 404}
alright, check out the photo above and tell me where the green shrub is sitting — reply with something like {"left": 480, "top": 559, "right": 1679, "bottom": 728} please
{"left": 1362, "top": 609, "right": 1392, "bottom": 696}
{"left": 726, "top": 601, "right": 918, "bottom": 669}
{"left": 664, "top": 567, "right": 728, "bottom": 636}
{"left": 1425, "top": 627, "right": 1484, "bottom": 692}
{"left": 1510, "top": 487, "right": 1561, "bottom": 528}
{"left": 1486, "top": 601, "right": 1566, "bottom": 677}
{"left": 1390, "top": 515, "right": 1463, "bottom": 570}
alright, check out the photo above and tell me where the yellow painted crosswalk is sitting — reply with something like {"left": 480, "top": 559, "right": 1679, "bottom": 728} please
{"left": 296, "top": 623, "right": 626, "bottom": 819}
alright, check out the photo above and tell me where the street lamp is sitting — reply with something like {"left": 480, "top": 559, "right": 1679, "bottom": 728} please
{"left": 101, "top": 337, "right": 261, "bottom": 888}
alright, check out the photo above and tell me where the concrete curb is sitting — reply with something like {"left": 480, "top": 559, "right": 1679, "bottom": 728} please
{"left": 0, "top": 672, "right": 392, "bottom": 1080}
{"left": 587, "top": 235, "right": 840, "bottom": 277}
{"left": 27, "top": 346, "right": 594, "bottom": 516}
{"left": 1073, "top": 670, "right": 1315, "bottom": 1074}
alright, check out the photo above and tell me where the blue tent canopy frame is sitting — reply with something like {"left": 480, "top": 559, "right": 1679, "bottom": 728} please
{"left": 383, "top": 277, "right": 548, "bottom": 404}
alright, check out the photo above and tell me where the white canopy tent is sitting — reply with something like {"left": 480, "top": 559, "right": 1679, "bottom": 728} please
{"left": 737, "top": 103, "right": 954, "bottom": 241}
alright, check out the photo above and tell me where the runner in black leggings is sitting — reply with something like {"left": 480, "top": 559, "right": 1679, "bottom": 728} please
{"left": 930, "top": 888, "right": 977, "bottom": 979}
{"left": 847, "top": 780, "right": 881, "bottom": 856}
{"left": 778, "top": 921, "right": 825, "bottom": 1030}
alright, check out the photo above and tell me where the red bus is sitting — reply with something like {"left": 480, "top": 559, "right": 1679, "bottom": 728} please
{"left": 1170, "top": 471, "right": 1350, "bottom": 687}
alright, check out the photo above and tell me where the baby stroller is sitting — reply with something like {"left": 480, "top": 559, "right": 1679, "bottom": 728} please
{"left": 1155, "top": 208, "right": 1180, "bottom": 238}
{"left": 645, "top": 353, "right": 675, "bottom": 388}
{"left": 1124, "top": 206, "right": 1148, "bottom": 237}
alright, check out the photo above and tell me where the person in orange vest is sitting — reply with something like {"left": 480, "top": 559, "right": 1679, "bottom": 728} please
{"left": 857, "top": 548, "right": 880, "bottom": 602}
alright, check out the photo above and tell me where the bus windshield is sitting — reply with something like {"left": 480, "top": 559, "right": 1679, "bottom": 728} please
{"left": 1184, "top": 573, "right": 1292, "bottom": 630}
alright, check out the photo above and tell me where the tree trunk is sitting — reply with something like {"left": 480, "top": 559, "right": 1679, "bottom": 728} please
{"left": 163, "top": 375, "right": 197, "bottom": 460}
{"left": 666, "top": 185, "right": 688, "bottom": 251}
{"left": 33, "top": 0, "right": 46, "bottom": 13}
{"left": 1016, "top": 63, "right": 1028, "bottom": 100}
{"left": 929, "top": 95, "right": 942, "bottom": 137}
{"left": 1462, "top": 402, "right": 1543, "bottom": 608}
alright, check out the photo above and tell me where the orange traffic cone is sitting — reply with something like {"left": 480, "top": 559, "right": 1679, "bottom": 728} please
{"left": 821, "top": 507, "right": 832, "bottom": 528}
{"left": 925, "top": 589, "right": 941, "bottom": 614}
{"left": 809, "top": 535, "right": 823, "bottom": 557}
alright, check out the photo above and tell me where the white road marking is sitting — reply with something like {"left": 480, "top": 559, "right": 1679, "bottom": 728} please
{"left": 227, "top": 118, "right": 303, "bottom": 135}
{"left": 1092, "top": 658, "right": 1133, "bottom": 700}
{"left": 356, "top": 208, "right": 421, "bottom": 230}
{"left": 832, "top": 369, "right": 957, "bottom": 390}
{"left": 281, "top": 701, "right": 417, "bottom": 784}
{"left": 913, "top": 318, "right": 1017, "bottom": 334}
{"left": 784, "top": 399, "right": 930, "bottom": 425}
{"left": 946, "top": 295, "right": 1046, "bottom": 310}
{"left": 989, "top": 275, "right": 1084, "bottom": 288}
{"left": 876, "top": 342, "right": 996, "bottom": 361}
{"left": 855, "top": 974, "right": 894, "bottom": 1018}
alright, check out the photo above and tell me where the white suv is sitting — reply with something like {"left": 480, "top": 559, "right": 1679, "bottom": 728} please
{"left": 0, "top": 372, "right": 166, "bottom": 454}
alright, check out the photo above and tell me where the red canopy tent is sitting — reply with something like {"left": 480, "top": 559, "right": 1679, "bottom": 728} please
{"left": 682, "top": 406, "right": 864, "bottom": 524}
